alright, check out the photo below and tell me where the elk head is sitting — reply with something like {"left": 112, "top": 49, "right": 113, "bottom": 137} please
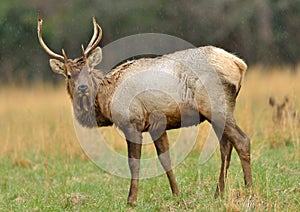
{"left": 269, "top": 96, "right": 289, "bottom": 121}
{"left": 37, "top": 15, "right": 103, "bottom": 114}
{"left": 269, "top": 96, "right": 299, "bottom": 125}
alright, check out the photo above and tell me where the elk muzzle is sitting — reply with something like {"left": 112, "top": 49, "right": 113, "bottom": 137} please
{"left": 78, "top": 84, "right": 89, "bottom": 94}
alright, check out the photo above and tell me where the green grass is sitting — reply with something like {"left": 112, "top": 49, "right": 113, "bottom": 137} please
{"left": 0, "top": 144, "right": 299, "bottom": 211}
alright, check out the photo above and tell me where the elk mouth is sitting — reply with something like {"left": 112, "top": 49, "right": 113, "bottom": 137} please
{"left": 77, "top": 94, "right": 92, "bottom": 112}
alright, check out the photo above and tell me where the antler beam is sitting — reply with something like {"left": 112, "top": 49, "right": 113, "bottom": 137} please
{"left": 37, "top": 13, "right": 65, "bottom": 61}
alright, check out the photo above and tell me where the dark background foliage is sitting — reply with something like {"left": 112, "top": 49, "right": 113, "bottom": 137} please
{"left": 0, "top": 0, "right": 299, "bottom": 84}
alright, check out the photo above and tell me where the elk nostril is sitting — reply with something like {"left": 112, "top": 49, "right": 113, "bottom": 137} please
{"left": 78, "top": 85, "right": 89, "bottom": 93}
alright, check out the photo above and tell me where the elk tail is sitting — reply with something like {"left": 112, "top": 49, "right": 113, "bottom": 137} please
{"left": 232, "top": 56, "right": 247, "bottom": 97}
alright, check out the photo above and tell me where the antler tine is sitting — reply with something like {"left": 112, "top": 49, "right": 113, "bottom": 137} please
{"left": 37, "top": 13, "right": 65, "bottom": 61}
{"left": 62, "top": 49, "right": 68, "bottom": 61}
{"left": 85, "top": 17, "right": 98, "bottom": 51}
{"left": 84, "top": 17, "right": 103, "bottom": 56}
{"left": 81, "top": 45, "right": 86, "bottom": 58}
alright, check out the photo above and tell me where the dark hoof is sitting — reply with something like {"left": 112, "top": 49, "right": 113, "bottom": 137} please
{"left": 127, "top": 197, "right": 137, "bottom": 207}
{"left": 214, "top": 186, "right": 224, "bottom": 199}
{"left": 127, "top": 202, "right": 137, "bottom": 207}
{"left": 172, "top": 190, "right": 180, "bottom": 197}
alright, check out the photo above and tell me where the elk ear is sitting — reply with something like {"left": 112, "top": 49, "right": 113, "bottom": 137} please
{"left": 49, "top": 59, "right": 66, "bottom": 75}
{"left": 87, "top": 47, "right": 102, "bottom": 67}
{"left": 269, "top": 96, "right": 275, "bottom": 107}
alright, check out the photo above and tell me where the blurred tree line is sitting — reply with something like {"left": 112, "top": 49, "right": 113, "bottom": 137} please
{"left": 0, "top": 0, "right": 299, "bottom": 84}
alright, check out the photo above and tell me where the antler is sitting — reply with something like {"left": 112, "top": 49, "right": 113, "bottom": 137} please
{"left": 82, "top": 17, "right": 103, "bottom": 57}
{"left": 37, "top": 13, "right": 66, "bottom": 61}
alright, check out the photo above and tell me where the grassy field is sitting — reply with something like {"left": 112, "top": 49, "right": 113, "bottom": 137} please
{"left": 0, "top": 68, "right": 299, "bottom": 211}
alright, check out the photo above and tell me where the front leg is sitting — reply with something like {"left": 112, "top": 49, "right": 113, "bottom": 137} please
{"left": 123, "top": 126, "right": 142, "bottom": 206}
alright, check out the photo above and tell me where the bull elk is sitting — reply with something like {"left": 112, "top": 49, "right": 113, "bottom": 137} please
{"left": 37, "top": 16, "right": 252, "bottom": 205}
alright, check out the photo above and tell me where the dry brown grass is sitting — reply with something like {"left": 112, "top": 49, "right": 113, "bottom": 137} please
{"left": 0, "top": 67, "right": 299, "bottom": 161}
{"left": 0, "top": 84, "right": 82, "bottom": 162}
{"left": 238, "top": 66, "right": 300, "bottom": 151}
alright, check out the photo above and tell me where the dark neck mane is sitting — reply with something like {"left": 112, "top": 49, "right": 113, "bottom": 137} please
{"left": 67, "top": 61, "right": 135, "bottom": 128}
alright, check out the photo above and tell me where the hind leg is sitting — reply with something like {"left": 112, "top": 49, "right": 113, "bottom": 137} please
{"left": 224, "top": 121, "right": 253, "bottom": 187}
{"left": 214, "top": 136, "right": 233, "bottom": 198}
